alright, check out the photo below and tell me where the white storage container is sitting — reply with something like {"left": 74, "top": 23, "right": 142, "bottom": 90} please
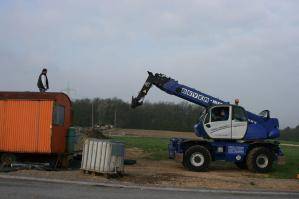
{"left": 81, "top": 138, "right": 125, "bottom": 174}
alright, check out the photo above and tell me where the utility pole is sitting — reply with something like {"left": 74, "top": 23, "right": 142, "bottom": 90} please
{"left": 114, "top": 109, "right": 117, "bottom": 128}
{"left": 91, "top": 101, "right": 94, "bottom": 128}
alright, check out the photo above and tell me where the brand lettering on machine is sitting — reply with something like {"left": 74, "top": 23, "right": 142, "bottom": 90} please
{"left": 181, "top": 88, "right": 210, "bottom": 103}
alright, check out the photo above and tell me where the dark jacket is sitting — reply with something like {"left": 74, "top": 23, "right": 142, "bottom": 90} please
{"left": 37, "top": 73, "right": 49, "bottom": 90}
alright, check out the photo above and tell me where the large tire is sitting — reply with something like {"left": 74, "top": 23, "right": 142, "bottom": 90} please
{"left": 246, "top": 147, "right": 274, "bottom": 173}
{"left": 183, "top": 145, "right": 211, "bottom": 172}
{"left": 235, "top": 161, "right": 247, "bottom": 170}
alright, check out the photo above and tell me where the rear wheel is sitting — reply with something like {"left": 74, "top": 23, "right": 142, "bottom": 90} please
{"left": 246, "top": 147, "right": 274, "bottom": 173}
{"left": 183, "top": 145, "right": 211, "bottom": 172}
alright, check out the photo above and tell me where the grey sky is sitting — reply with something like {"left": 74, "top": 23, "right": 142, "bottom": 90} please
{"left": 0, "top": 0, "right": 298, "bottom": 128}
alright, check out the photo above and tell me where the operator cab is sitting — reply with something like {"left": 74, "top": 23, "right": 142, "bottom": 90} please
{"left": 199, "top": 105, "right": 248, "bottom": 140}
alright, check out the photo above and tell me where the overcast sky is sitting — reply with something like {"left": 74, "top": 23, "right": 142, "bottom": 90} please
{"left": 0, "top": 0, "right": 298, "bottom": 128}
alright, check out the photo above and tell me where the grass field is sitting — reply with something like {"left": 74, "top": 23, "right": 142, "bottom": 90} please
{"left": 271, "top": 145, "right": 299, "bottom": 178}
{"left": 111, "top": 136, "right": 299, "bottom": 179}
{"left": 279, "top": 140, "right": 299, "bottom": 145}
{"left": 111, "top": 136, "right": 169, "bottom": 160}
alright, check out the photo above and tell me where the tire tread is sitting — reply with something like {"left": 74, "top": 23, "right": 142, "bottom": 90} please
{"left": 246, "top": 147, "right": 274, "bottom": 173}
{"left": 183, "top": 145, "right": 211, "bottom": 172}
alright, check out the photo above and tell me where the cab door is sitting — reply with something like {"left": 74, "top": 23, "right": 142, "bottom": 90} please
{"left": 203, "top": 106, "right": 232, "bottom": 139}
{"left": 231, "top": 106, "right": 248, "bottom": 139}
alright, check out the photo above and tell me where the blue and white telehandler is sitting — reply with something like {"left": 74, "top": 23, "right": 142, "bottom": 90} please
{"left": 131, "top": 72, "right": 284, "bottom": 173}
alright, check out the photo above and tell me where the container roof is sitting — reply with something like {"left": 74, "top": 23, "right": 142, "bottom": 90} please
{"left": 0, "top": 91, "right": 70, "bottom": 102}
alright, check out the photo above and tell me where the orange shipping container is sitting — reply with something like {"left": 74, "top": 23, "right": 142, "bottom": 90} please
{"left": 0, "top": 92, "right": 72, "bottom": 154}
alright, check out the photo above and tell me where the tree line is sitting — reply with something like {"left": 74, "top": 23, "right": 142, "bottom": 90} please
{"left": 280, "top": 126, "right": 299, "bottom": 142}
{"left": 72, "top": 98, "right": 203, "bottom": 132}
{"left": 72, "top": 98, "right": 298, "bottom": 141}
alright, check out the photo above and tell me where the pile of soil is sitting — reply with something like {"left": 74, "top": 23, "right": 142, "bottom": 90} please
{"left": 74, "top": 127, "right": 108, "bottom": 152}
{"left": 81, "top": 128, "right": 108, "bottom": 139}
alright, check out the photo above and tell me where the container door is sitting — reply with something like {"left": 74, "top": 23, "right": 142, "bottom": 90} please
{"left": 36, "top": 100, "right": 53, "bottom": 153}
{"left": 51, "top": 104, "right": 66, "bottom": 153}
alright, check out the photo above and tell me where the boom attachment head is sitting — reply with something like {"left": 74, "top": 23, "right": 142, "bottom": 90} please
{"left": 131, "top": 71, "right": 171, "bottom": 108}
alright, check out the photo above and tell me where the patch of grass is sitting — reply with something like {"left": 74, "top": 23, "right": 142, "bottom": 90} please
{"left": 110, "top": 136, "right": 169, "bottom": 160}
{"left": 269, "top": 146, "right": 299, "bottom": 179}
{"left": 279, "top": 140, "right": 299, "bottom": 145}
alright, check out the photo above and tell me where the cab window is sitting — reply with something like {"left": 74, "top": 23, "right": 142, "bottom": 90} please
{"left": 211, "top": 107, "right": 230, "bottom": 122}
{"left": 233, "top": 106, "right": 247, "bottom": 122}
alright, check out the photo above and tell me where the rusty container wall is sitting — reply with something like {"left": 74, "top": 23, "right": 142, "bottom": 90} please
{"left": 0, "top": 100, "right": 53, "bottom": 153}
{"left": 0, "top": 92, "right": 72, "bottom": 154}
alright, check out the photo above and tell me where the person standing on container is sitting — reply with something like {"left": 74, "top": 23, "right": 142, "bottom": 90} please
{"left": 37, "top": 68, "right": 49, "bottom": 92}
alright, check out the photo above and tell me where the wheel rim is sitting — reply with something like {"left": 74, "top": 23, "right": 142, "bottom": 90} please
{"left": 190, "top": 153, "right": 204, "bottom": 167}
{"left": 256, "top": 154, "right": 269, "bottom": 168}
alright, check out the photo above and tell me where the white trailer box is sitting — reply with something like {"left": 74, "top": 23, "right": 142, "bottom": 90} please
{"left": 81, "top": 138, "right": 125, "bottom": 175}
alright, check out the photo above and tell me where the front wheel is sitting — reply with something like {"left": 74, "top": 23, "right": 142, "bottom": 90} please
{"left": 183, "top": 145, "right": 211, "bottom": 172}
{"left": 246, "top": 147, "right": 274, "bottom": 173}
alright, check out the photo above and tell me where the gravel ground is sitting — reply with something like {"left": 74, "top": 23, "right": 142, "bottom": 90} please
{"left": 1, "top": 149, "right": 298, "bottom": 192}
{"left": 1, "top": 129, "right": 298, "bottom": 192}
